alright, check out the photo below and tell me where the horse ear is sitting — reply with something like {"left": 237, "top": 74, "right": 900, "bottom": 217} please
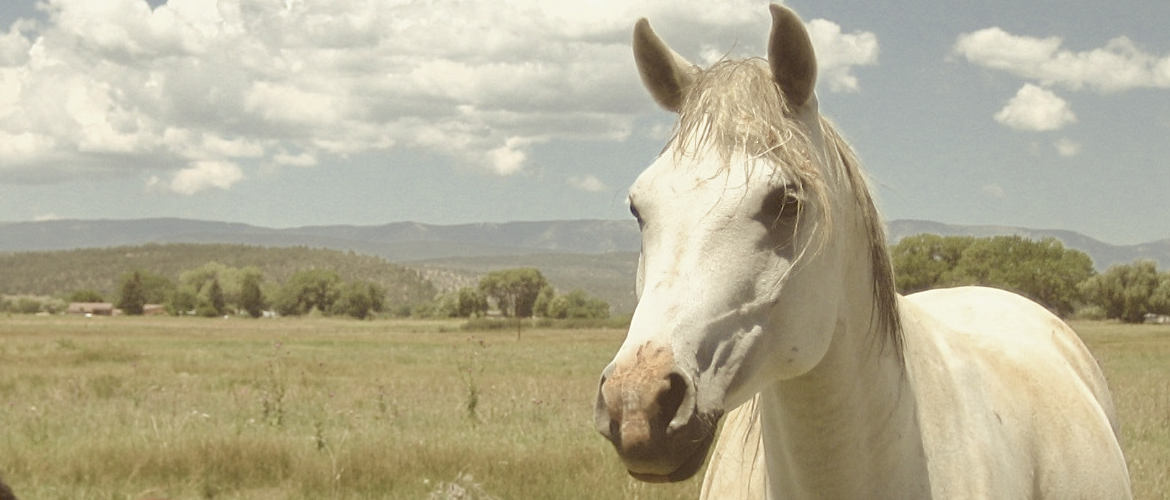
{"left": 633, "top": 18, "right": 698, "bottom": 113}
{"left": 767, "top": 4, "right": 817, "bottom": 108}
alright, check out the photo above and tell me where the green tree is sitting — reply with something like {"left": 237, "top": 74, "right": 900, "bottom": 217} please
{"left": 196, "top": 278, "right": 226, "bottom": 317}
{"left": 456, "top": 287, "right": 488, "bottom": 318}
{"left": 331, "top": 281, "right": 386, "bottom": 320}
{"left": 366, "top": 281, "right": 387, "bottom": 314}
{"left": 892, "top": 235, "right": 1094, "bottom": 316}
{"left": 222, "top": 266, "right": 263, "bottom": 311}
{"left": 180, "top": 263, "right": 225, "bottom": 296}
{"left": 419, "top": 292, "right": 458, "bottom": 318}
{"left": 116, "top": 270, "right": 147, "bottom": 315}
{"left": 532, "top": 285, "right": 556, "bottom": 317}
{"left": 948, "top": 236, "right": 1095, "bottom": 317}
{"left": 416, "top": 288, "right": 489, "bottom": 319}
{"left": 68, "top": 289, "right": 105, "bottom": 303}
{"left": 547, "top": 289, "right": 611, "bottom": 319}
{"left": 8, "top": 297, "right": 44, "bottom": 314}
{"left": 181, "top": 262, "right": 263, "bottom": 314}
{"left": 890, "top": 234, "right": 974, "bottom": 293}
{"left": 1152, "top": 273, "right": 1170, "bottom": 317}
{"left": 478, "top": 268, "right": 549, "bottom": 318}
{"left": 478, "top": 268, "right": 550, "bottom": 339}
{"left": 547, "top": 295, "right": 569, "bottom": 319}
{"left": 138, "top": 270, "right": 177, "bottom": 305}
{"left": 240, "top": 273, "right": 265, "bottom": 318}
{"left": 1080, "top": 260, "right": 1166, "bottom": 323}
{"left": 169, "top": 285, "right": 199, "bottom": 315}
{"left": 274, "top": 269, "right": 342, "bottom": 316}
{"left": 332, "top": 282, "right": 372, "bottom": 319}
{"left": 411, "top": 296, "right": 449, "bottom": 319}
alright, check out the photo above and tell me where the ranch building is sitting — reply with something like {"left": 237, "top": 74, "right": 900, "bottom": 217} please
{"left": 67, "top": 302, "right": 116, "bottom": 316}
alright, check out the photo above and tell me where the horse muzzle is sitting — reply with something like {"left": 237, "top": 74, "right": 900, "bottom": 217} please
{"left": 593, "top": 343, "right": 722, "bottom": 482}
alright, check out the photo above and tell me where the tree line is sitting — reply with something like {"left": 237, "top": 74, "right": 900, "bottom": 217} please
{"left": 110, "top": 264, "right": 389, "bottom": 319}
{"left": 111, "top": 265, "right": 612, "bottom": 321}
{"left": 893, "top": 234, "right": 1170, "bottom": 323}
{"left": 411, "top": 267, "right": 611, "bottom": 320}
{"left": 3, "top": 262, "right": 612, "bottom": 322}
{"left": 5, "top": 237, "right": 1165, "bottom": 323}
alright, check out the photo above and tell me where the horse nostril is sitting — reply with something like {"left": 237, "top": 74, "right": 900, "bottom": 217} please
{"left": 657, "top": 372, "right": 687, "bottom": 427}
{"left": 594, "top": 373, "right": 614, "bottom": 438}
{"left": 663, "top": 369, "right": 698, "bottom": 432}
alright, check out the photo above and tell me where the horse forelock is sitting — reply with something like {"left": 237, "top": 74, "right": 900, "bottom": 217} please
{"left": 667, "top": 58, "right": 904, "bottom": 360}
{"left": 670, "top": 58, "right": 819, "bottom": 183}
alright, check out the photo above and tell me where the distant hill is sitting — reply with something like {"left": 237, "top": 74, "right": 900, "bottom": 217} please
{"left": 0, "top": 218, "right": 640, "bottom": 261}
{"left": 0, "top": 243, "right": 436, "bottom": 307}
{"left": 2, "top": 218, "right": 1167, "bottom": 315}
{"left": 2, "top": 217, "right": 1165, "bottom": 269}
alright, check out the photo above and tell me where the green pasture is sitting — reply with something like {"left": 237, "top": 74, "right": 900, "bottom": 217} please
{"left": 0, "top": 316, "right": 1166, "bottom": 499}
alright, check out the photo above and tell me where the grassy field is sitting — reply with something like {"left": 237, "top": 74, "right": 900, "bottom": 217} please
{"left": 0, "top": 316, "right": 1166, "bottom": 500}
{"left": 1072, "top": 321, "right": 1170, "bottom": 499}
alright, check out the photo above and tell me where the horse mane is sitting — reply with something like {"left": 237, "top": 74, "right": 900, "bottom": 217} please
{"left": 823, "top": 123, "right": 904, "bottom": 358}
{"left": 669, "top": 57, "right": 904, "bottom": 359}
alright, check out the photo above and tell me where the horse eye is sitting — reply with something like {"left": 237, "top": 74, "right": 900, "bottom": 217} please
{"left": 629, "top": 203, "right": 644, "bottom": 225}
{"left": 758, "top": 186, "right": 801, "bottom": 227}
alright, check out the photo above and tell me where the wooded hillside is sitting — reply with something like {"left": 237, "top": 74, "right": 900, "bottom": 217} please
{"left": 0, "top": 244, "right": 436, "bottom": 308}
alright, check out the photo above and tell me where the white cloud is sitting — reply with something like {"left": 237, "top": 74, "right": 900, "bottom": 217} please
{"left": 695, "top": 17, "right": 879, "bottom": 92}
{"left": 805, "top": 19, "right": 878, "bottom": 93}
{"left": 0, "top": 19, "right": 35, "bottom": 66}
{"left": 486, "top": 137, "right": 531, "bottom": 177}
{"left": 1054, "top": 138, "right": 1083, "bottom": 157}
{"left": 243, "top": 81, "right": 342, "bottom": 128}
{"left": 153, "top": 160, "right": 245, "bottom": 195}
{"left": 994, "top": 84, "right": 1076, "bottom": 131}
{"left": 273, "top": 151, "right": 318, "bottom": 168}
{"left": 954, "top": 27, "right": 1170, "bottom": 92}
{"left": 0, "top": 130, "right": 55, "bottom": 161}
{"left": 0, "top": 0, "right": 878, "bottom": 186}
{"left": 643, "top": 121, "right": 674, "bottom": 141}
{"left": 567, "top": 174, "right": 608, "bottom": 192}
{"left": 981, "top": 183, "right": 1006, "bottom": 198}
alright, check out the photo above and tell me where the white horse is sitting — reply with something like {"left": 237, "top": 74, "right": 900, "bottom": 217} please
{"left": 593, "top": 5, "right": 1132, "bottom": 499}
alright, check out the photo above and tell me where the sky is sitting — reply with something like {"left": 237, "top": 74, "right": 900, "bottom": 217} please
{"left": 0, "top": 0, "right": 1168, "bottom": 245}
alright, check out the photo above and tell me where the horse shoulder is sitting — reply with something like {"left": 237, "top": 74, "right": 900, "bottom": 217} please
{"left": 902, "top": 286, "right": 1131, "bottom": 499}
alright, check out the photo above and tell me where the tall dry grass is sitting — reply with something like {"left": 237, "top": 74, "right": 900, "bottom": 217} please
{"left": 1074, "top": 321, "right": 1170, "bottom": 499}
{"left": 0, "top": 317, "right": 1166, "bottom": 499}
{"left": 0, "top": 316, "right": 696, "bottom": 500}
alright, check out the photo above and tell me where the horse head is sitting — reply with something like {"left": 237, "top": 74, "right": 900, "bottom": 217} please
{"left": 594, "top": 4, "right": 895, "bottom": 482}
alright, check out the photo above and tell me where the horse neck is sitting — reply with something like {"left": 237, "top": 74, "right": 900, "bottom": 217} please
{"left": 759, "top": 196, "right": 929, "bottom": 499}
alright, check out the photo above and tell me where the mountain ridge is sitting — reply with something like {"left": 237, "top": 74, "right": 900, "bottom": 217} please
{"left": 1, "top": 217, "right": 1166, "bottom": 270}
